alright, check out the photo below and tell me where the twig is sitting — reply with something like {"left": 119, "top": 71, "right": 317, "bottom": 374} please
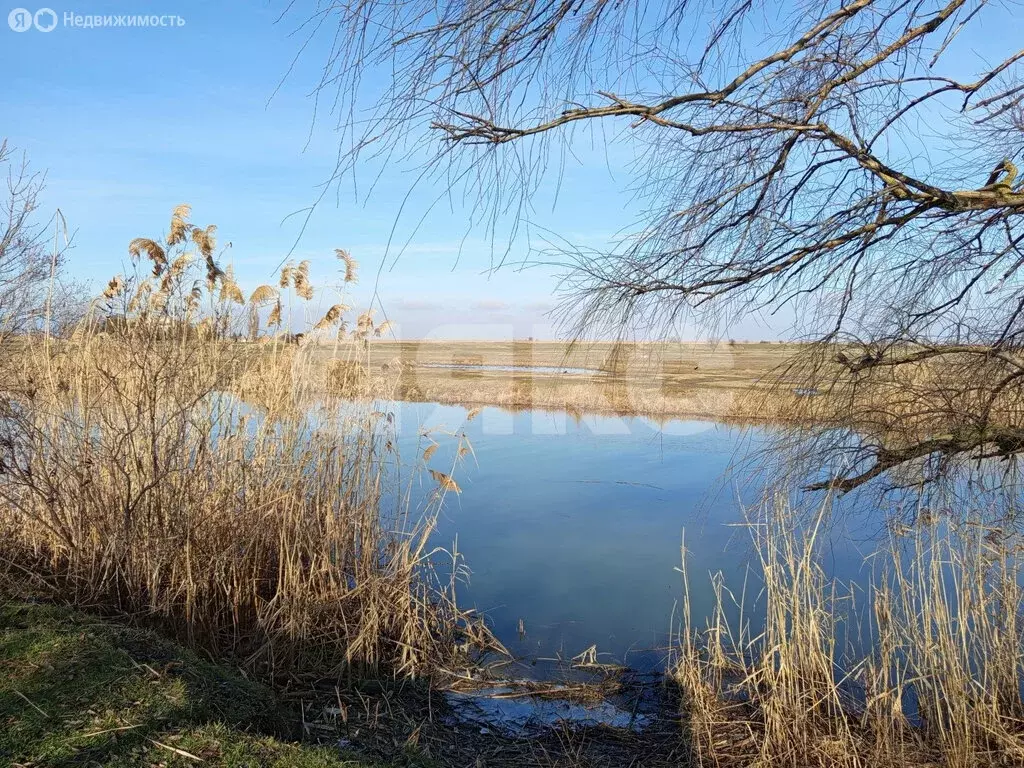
{"left": 14, "top": 689, "right": 49, "bottom": 718}
{"left": 68, "top": 723, "right": 141, "bottom": 740}
{"left": 148, "top": 739, "right": 204, "bottom": 762}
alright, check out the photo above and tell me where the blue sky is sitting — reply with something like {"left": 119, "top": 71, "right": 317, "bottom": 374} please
{"left": 4, "top": 1, "right": 1015, "bottom": 340}
{"left": 1, "top": 0, "right": 658, "bottom": 339}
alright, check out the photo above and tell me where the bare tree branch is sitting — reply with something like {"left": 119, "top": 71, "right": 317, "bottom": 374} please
{"left": 289, "top": 0, "right": 1024, "bottom": 492}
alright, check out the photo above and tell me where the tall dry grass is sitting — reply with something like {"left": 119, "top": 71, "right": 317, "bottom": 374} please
{"left": 0, "top": 206, "right": 476, "bottom": 679}
{"left": 675, "top": 498, "right": 1024, "bottom": 767}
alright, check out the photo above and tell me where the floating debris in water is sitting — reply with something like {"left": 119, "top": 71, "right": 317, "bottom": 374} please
{"left": 445, "top": 687, "right": 652, "bottom": 735}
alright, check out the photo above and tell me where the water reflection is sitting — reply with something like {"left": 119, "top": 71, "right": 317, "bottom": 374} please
{"left": 377, "top": 401, "right": 882, "bottom": 673}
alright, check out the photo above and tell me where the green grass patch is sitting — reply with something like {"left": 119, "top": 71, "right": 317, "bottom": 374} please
{"left": 0, "top": 601, "right": 370, "bottom": 767}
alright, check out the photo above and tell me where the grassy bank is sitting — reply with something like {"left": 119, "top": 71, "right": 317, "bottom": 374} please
{"left": 1, "top": 600, "right": 696, "bottom": 768}
{"left": 0, "top": 601, "right": 364, "bottom": 767}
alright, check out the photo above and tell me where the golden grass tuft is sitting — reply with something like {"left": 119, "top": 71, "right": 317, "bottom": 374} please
{"left": 219, "top": 270, "right": 245, "bottom": 305}
{"left": 191, "top": 224, "right": 216, "bottom": 258}
{"left": 291, "top": 260, "right": 314, "bottom": 300}
{"left": 128, "top": 237, "right": 167, "bottom": 276}
{"left": 313, "top": 303, "right": 348, "bottom": 332}
{"left": 167, "top": 251, "right": 193, "bottom": 281}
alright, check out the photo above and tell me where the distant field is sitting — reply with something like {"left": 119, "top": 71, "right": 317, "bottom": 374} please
{"left": 2, "top": 337, "right": 808, "bottom": 420}
{"left": 305, "top": 340, "right": 808, "bottom": 420}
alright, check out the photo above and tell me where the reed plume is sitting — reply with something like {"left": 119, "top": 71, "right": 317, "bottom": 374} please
{"left": 293, "top": 260, "right": 314, "bottom": 300}
{"left": 102, "top": 276, "right": 124, "bottom": 300}
{"left": 191, "top": 224, "right": 216, "bottom": 259}
{"left": 168, "top": 203, "right": 192, "bottom": 247}
{"left": 429, "top": 469, "right": 460, "bottom": 493}
{"left": 357, "top": 309, "right": 375, "bottom": 330}
{"left": 336, "top": 248, "right": 358, "bottom": 283}
{"left": 314, "top": 304, "right": 347, "bottom": 331}
{"left": 219, "top": 268, "right": 245, "bottom": 305}
{"left": 249, "top": 285, "right": 278, "bottom": 305}
{"left": 267, "top": 300, "right": 282, "bottom": 327}
{"left": 128, "top": 238, "right": 167, "bottom": 277}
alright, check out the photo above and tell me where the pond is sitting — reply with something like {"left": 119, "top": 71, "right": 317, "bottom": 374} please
{"left": 384, "top": 402, "right": 889, "bottom": 674}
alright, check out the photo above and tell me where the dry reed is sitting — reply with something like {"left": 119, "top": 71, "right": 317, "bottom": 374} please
{"left": 0, "top": 206, "right": 482, "bottom": 681}
{"left": 675, "top": 497, "right": 1024, "bottom": 767}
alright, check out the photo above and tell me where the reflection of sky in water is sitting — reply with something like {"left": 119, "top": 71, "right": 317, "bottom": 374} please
{"left": 379, "top": 402, "right": 886, "bottom": 673}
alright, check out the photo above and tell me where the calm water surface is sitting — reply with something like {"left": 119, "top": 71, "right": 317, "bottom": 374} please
{"left": 385, "top": 402, "right": 885, "bottom": 673}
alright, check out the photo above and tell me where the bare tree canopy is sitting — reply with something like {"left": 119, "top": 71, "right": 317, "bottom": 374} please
{"left": 291, "top": 0, "right": 1024, "bottom": 493}
{"left": 0, "top": 140, "right": 81, "bottom": 343}
{"left": 0, "top": 140, "right": 53, "bottom": 340}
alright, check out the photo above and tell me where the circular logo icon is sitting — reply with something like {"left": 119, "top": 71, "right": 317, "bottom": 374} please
{"left": 8, "top": 8, "right": 33, "bottom": 31}
{"left": 34, "top": 8, "right": 57, "bottom": 31}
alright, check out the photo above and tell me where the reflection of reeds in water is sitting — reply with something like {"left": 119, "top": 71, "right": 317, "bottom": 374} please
{"left": 387, "top": 371, "right": 752, "bottom": 422}
{"left": 0, "top": 206, "right": 484, "bottom": 679}
{"left": 675, "top": 498, "right": 1024, "bottom": 767}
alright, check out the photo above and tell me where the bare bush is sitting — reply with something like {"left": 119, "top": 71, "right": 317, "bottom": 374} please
{"left": 0, "top": 140, "right": 86, "bottom": 348}
{"left": 0, "top": 139, "right": 55, "bottom": 342}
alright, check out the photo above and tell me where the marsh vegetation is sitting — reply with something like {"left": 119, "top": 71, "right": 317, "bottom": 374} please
{"left": 0, "top": 207, "right": 487, "bottom": 683}
{"left": 2, "top": 205, "right": 1024, "bottom": 768}
{"left": 6, "top": 0, "right": 1024, "bottom": 762}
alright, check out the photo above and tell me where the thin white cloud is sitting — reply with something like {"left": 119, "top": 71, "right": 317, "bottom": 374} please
{"left": 390, "top": 297, "right": 445, "bottom": 311}
{"left": 470, "top": 299, "right": 513, "bottom": 311}
{"left": 524, "top": 300, "right": 556, "bottom": 312}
